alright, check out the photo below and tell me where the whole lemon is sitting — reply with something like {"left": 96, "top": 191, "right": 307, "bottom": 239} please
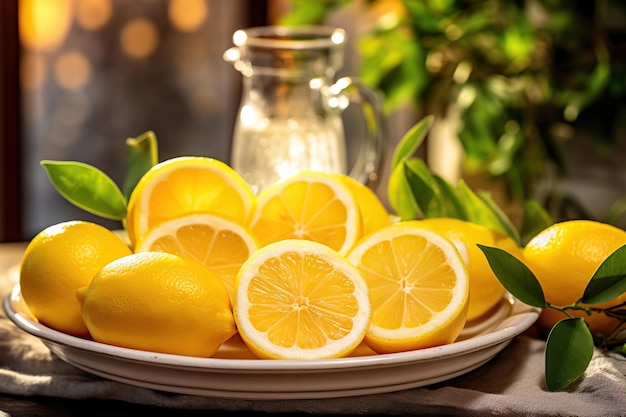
{"left": 409, "top": 218, "right": 512, "bottom": 320}
{"left": 523, "top": 220, "right": 626, "bottom": 335}
{"left": 19, "top": 221, "right": 132, "bottom": 337}
{"left": 78, "top": 252, "right": 237, "bottom": 357}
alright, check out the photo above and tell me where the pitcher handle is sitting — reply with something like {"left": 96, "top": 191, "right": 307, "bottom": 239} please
{"left": 329, "top": 77, "right": 388, "bottom": 190}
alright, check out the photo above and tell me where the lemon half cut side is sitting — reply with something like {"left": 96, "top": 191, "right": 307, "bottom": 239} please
{"left": 234, "top": 239, "right": 371, "bottom": 360}
{"left": 347, "top": 223, "right": 470, "bottom": 354}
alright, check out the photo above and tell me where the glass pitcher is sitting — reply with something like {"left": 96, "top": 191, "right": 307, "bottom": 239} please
{"left": 224, "top": 25, "right": 388, "bottom": 194}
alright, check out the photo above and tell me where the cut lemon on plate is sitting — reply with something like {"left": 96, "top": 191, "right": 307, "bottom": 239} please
{"left": 134, "top": 213, "right": 258, "bottom": 300}
{"left": 126, "top": 156, "right": 256, "bottom": 247}
{"left": 250, "top": 171, "right": 362, "bottom": 255}
{"left": 233, "top": 239, "right": 371, "bottom": 360}
{"left": 335, "top": 174, "right": 391, "bottom": 237}
{"left": 347, "top": 223, "right": 469, "bottom": 354}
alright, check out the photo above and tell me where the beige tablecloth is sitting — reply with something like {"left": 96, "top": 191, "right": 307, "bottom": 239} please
{"left": 2, "top": 243, "right": 626, "bottom": 416}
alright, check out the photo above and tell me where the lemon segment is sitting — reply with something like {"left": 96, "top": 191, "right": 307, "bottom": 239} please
{"left": 126, "top": 156, "right": 256, "bottom": 247}
{"left": 408, "top": 218, "right": 510, "bottom": 320}
{"left": 234, "top": 239, "right": 371, "bottom": 359}
{"left": 134, "top": 213, "right": 258, "bottom": 301}
{"left": 347, "top": 223, "right": 469, "bottom": 353}
{"left": 251, "top": 171, "right": 362, "bottom": 255}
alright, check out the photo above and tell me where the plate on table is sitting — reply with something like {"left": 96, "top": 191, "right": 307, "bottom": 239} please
{"left": 4, "top": 284, "right": 539, "bottom": 400}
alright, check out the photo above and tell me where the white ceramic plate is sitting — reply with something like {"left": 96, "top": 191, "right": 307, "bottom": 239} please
{"left": 4, "top": 284, "right": 539, "bottom": 399}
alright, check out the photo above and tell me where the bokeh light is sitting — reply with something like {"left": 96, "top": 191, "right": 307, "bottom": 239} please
{"left": 120, "top": 17, "right": 159, "bottom": 59}
{"left": 19, "top": 0, "right": 72, "bottom": 52}
{"left": 54, "top": 51, "right": 92, "bottom": 90}
{"left": 169, "top": 0, "right": 209, "bottom": 32}
{"left": 76, "top": 0, "right": 113, "bottom": 30}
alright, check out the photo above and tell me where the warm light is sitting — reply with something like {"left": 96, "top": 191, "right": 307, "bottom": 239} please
{"left": 54, "top": 51, "right": 92, "bottom": 90}
{"left": 20, "top": 53, "right": 47, "bottom": 90}
{"left": 120, "top": 18, "right": 159, "bottom": 59}
{"left": 76, "top": 0, "right": 113, "bottom": 31}
{"left": 19, "top": 0, "right": 72, "bottom": 52}
{"left": 168, "top": 0, "right": 208, "bottom": 32}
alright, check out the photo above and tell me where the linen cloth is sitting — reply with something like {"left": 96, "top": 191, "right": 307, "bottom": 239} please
{"left": 2, "top": 257, "right": 626, "bottom": 416}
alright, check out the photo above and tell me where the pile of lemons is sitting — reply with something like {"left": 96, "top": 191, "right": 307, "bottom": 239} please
{"left": 19, "top": 156, "right": 626, "bottom": 359}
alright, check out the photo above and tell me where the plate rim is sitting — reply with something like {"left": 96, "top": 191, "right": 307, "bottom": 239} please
{"left": 3, "top": 283, "right": 540, "bottom": 373}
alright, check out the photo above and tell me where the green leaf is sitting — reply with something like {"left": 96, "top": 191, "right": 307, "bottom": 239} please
{"left": 581, "top": 245, "right": 626, "bottom": 305}
{"left": 457, "top": 180, "right": 518, "bottom": 242}
{"left": 404, "top": 158, "right": 441, "bottom": 217}
{"left": 123, "top": 131, "right": 158, "bottom": 200}
{"left": 388, "top": 161, "right": 421, "bottom": 220}
{"left": 477, "top": 244, "right": 547, "bottom": 308}
{"left": 520, "top": 198, "right": 553, "bottom": 246}
{"left": 41, "top": 160, "right": 127, "bottom": 221}
{"left": 432, "top": 174, "right": 468, "bottom": 219}
{"left": 476, "top": 190, "right": 521, "bottom": 245}
{"left": 390, "top": 115, "right": 433, "bottom": 168}
{"left": 545, "top": 318, "right": 594, "bottom": 391}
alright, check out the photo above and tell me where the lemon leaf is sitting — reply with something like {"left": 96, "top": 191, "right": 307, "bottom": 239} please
{"left": 521, "top": 198, "right": 553, "bottom": 246}
{"left": 41, "top": 160, "right": 127, "bottom": 220}
{"left": 390, "top": 115, "right": 433, "bottom": 168}
{"left": 545, "top": 318, "right": 594, "bottom": 391}
{"left": 581, "top": 245, "right": 626, "bottom": 305}
{"left": 477, "top": 244, "right": 547, "bottom": 308}
{"left": 123, "top": 131, "right": 158, "bottom": 200}
{"left": 388, "top": 161, "right": 421, "bottom": 220}
{"left": 475, "top": 190, "right": 522, "bottom": 246}
{"left": 431, "top": 174, "right": 468, "bottom": 219}
{"left": 457, "top": 180, "right": 520, "bottom": 243}
{"left": 404, "top": 159, "right": 441, "bottom": 217}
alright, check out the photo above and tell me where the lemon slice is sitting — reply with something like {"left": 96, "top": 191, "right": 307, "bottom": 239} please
{"left": 347, "top": 223, "right": 469, "bottom": 353}
{"left": 134, "top": 213, "right": 258, "bottom": 301}
{"left": 251, "top": 171, "right": 362, "bottom": 255}
{"left": 234, "top": 239, "right": 371, "bottom": 359}
{"left": 126, "top": 157, "right": 256, "bottom": 247}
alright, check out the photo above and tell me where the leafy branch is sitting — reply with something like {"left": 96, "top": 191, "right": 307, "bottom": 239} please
{"left": 479, "top": 244, "right": 626, "bottom": 391}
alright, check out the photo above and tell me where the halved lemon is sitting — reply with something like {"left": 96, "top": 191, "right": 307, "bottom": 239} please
{"left": 134, "top": 213, "right": 258, "bottom": 300}
{"left": 335, "top": 174, "right": 391, "bottom": 237}
{"left": 233, "top": 239, "right": 371, "bottom": 359}
{"left": 347, "top": 223, "right": 469, "bottom": 353}
{"left": 126, "top": 157, "right": 256, "bottom": 247}
{"left": 250, "top": 171, "right": 362, "bottom": 255}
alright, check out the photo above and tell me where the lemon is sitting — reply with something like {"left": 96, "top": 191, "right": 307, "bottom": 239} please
{"left": 134, "top": 213, "right": 258, "bottom": 301}
{"left": 347, "top": 223, "right": 469, "bottom": 353}
{"left": 126, "top": 156, "right": 256, "bottom": 248}
{"left": 409, "top": 218, "right": 510, "bottom": 321}
{"left": 78, "top": 252, "right": 236, "bottom": 357}
{"left": 335, "top": 174, "right": 391, "bottom": 236}
{"left": 233, "top": 239, "right": 371, "bottom": 359}
{"left": 251, "top": 170, "right": 363, "bottom": 255}
{"left": 19, "top": 221, "right": 132, "bottom": 337}
{"left": 523, "top": 220, "right": 626, "bottom": 335}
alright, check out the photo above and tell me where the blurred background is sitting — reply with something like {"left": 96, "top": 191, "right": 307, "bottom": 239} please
{"left": 1, "top": 0, "right": 625, "bottom": 242}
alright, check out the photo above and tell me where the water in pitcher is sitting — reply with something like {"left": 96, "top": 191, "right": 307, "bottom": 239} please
{"left": 232, "top": 118, "right": 347, "bottom": 194}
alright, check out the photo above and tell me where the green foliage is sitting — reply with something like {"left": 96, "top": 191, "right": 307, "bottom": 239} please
{"left": 480, "top": 243, "right": 626, "bottom": 391}
{"left": 279, "top": 0, "right": 626, "bottom": 222}
{"left": 41, "top": 132, "right": 158, "bottom": 223}
{"left": 387, "top": 115, "right": 551, "bottom": 245}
